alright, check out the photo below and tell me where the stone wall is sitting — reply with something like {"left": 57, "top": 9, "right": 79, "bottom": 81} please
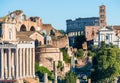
{"left": 85, "top": 26, "right": 99, "bottom": 41}
{"left": 52, "top": 36, "right": 69, "bottom": 48}
{"left": 35, "top": 46, "right": 63, "bottom": 71}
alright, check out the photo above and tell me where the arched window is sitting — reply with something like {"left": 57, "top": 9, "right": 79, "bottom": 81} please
{"left": 50, "top": 29, "right": 55, "bottom": 36}
{"left": 30, "top": 26, "right": 35, "bottom": 31}
{"left": 20, "top": 24, "right": 26, "bottom": 31}
{"left": 9, "top": 29, "right": 12, "bottom": 40}
{"left": 41, "top": 30, "right": 47, "bottom": 36}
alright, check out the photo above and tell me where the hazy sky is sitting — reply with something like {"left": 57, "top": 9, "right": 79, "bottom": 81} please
{"left": 0, "top": 0, "right": 120, "bottom": 30}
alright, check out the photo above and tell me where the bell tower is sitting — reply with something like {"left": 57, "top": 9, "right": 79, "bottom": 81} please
{"left": 2, "top": 15, "right": 17, "bottom": 43}
{"left": 99, "top": 5, "right": 107, "bottom": 27}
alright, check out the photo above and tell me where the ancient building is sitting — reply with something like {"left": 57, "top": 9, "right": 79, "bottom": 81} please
{"left": 66, "top": 17, "right": 99, "bottom": 47}
{"left": 35, "top": 35, "right": 63, "bottom": 71}
{"left": 85, "top": 26, "right": 99, "bottom": 45}
{"left": 0, "top": 16, "right": 37, "bottom": 83}
{"left": 0, "top": 10, "right": 69, "bottom": 49}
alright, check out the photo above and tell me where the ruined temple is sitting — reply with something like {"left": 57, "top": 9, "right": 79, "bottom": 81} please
{"left": 0, "top": 10, "right": 69, "bottom": 48}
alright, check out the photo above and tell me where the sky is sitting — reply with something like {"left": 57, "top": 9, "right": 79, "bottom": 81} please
{"left": 0, "top": 0, "right": 120, "bottom": 30}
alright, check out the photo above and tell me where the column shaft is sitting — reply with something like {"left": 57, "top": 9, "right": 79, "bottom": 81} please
{"left": 26, "top": 48, "right": 29, "bottom": 77}
{"left": 29, "top": 48, "right": 32, "bottom": 77}
{"left": 19, "top": 48, "right": 22, "bottom": 77}
{"left": 1, "top": 48, "right": 4, "bottom": 79}
{"left": 32, "top": 48, "right": 35, "bottom": 77}
{"left": 22, "top": 48, "right": 25, "bottom": 77}
{"left": 16, "top": 48, "right": 19, "bottom": 79}
{"left": 8, "top": 48, "right": 12, "bottom": 79}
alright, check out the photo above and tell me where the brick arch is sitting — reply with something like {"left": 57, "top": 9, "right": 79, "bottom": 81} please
{"left": 49, "top": 29, "right": 55, "bottom": 36}
{"left": 41, "top": 30, "right": 47, "bottom": 36}
{"left": 20, "top": 24, "right": 27, "bottom": 32}
{"left": 30, "top": 26, "right": 36, "bottom": 31}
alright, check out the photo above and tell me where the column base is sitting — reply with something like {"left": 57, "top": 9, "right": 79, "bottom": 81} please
{"left": 8, "top": 76, "right": 12, "bottom": 80}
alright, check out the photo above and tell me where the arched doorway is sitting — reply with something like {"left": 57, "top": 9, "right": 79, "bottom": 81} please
{"left": 20, "top": 24, "right": 26, "bottom": 31}
{"left": 35, "top": 39, "right": 39, "bottom": 47}
{"left": 30, "top": 26, "right": 35, "bottom": 31}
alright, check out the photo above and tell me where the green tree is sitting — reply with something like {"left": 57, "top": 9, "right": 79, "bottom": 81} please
{"left": 91, "top": 46, "right": 120, "bottom": 82}
{"left": 74, "top": 35, "right": 86, "bottom": 49}
{"left": 35, "top": 63, "right": 53, "bottom": 81}
{"left": 77, "top": 49, "right": 84, "bottom": 58}
{"left": 100, "top": 41, "right": 106, "bottom": 49}
{"left": 65, "top": 71, "right": 77, "bottom": 83}
{"left": 88, "top": 50, "right": 95, "bottom": 57}
{"left": 60, "top": 49, "right": 71, "bottom": 63}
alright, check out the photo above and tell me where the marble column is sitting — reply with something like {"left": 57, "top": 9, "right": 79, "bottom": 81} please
{"left": 19, "top": 48, "right": 22, "bottom": 78}
{"left": 29, "top": 48, "right": 32, "bottom": 77}
{"left": 32, "top": 48, "right": 35, "bottom": 77}
{"left": 23, "top": 48, "right": 25, "bottom": 77}
{"left": 0, "top": 48, "right": 4, "bottom": 79}
{"left": 26, "top": 48, "right": 29, "bottom": 77}
{"left": 4, "top": 50, "right": 8, "bottom": 79}
{"left": 44, "top": 73, "right": 48, "bottom": 83}
{"left": 53, "top": 61, "right": 57, "bottom": 83}
{"left": 8, "top": 48, "right": 12, "bottom": 79}
{"left": 16, "top": 48, "right": 19, "bottom": 79}
{"left": 11, "top": 50, "right": 15, "bottom": 77}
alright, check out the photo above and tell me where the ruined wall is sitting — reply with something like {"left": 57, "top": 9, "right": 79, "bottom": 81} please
{"left": 85, "top": 26, "right": 99, "bottom": 41}
{"left": 52, "top": 36, "right": 69, "bottom": 48}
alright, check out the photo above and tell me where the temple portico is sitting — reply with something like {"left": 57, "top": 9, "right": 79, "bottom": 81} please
{"left": 0, "top": 42, "right": 35, "bottom": 82}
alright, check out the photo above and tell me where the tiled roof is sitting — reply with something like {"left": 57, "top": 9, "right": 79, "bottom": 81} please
{"left": 17, "top": 35, "right": 33, "bottom": 41}
{"left": 16, "top": 31, "right": 34, "bottom": 41}
{"left": 17, "top": 31, "right": 35, "bottom": 36}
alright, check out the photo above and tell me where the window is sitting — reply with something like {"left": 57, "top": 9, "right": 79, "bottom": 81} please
{"left": 106, "top": 35, "right": 109, "bottom": 40}
{"left": 9, "top": 29, "right": 12, "bottom": 40}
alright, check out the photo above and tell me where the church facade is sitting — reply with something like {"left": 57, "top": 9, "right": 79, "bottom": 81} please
{"left": 94, "top": 26, "right": 120, "bottom": 48}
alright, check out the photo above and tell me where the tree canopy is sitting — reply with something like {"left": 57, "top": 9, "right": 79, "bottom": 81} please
{"left": 60, "top": 49, "right": 71, "bottom": 63}
{"left": 76, "top": 49, "right": 84, "bottom": 58}
{"left": 91, "top": 45, "right": 120, "bottom": 82}
{"left": 65, "top": 71, "right": 77, "bottom": 83}
{"left": 35, "top": 63, "right": 53, "bottom": 81}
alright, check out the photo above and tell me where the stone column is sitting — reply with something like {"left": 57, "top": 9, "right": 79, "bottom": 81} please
{"left": 16, "top": 48, "right": 19, "bottom": 79}
{"left": 26, "top": 48, "right": 29, "bottom": 77}
{"left": 44, "top": 73, "right": 48, "bottom": 83}
{"left": 11, "top": 50, "right": 15, "bottom": 77}
{"left": 8, "top": 48, "right": 12, "bottom": 79}
{"left": 88, "top": 78, "right": 91, "bottom": 83}
{"left": 53, "top": 61, "right": 57, "bottom": 83}
{"left": 32, "top": 48, "right": 35, "bottom": 77}
{"left": 4, "top": 50, "right": 8, "bottom": 79}
{"left": 19, "top": 48, "right": 22, "bottom": 78}
{"left": 29, "top": 48, "right": 32, "bottom": 77}
{"left": 0, "top": 48, "right": 4, "bottom": 79}
{"left": 23, "top": 48, "right": 25, "bottom": 77}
